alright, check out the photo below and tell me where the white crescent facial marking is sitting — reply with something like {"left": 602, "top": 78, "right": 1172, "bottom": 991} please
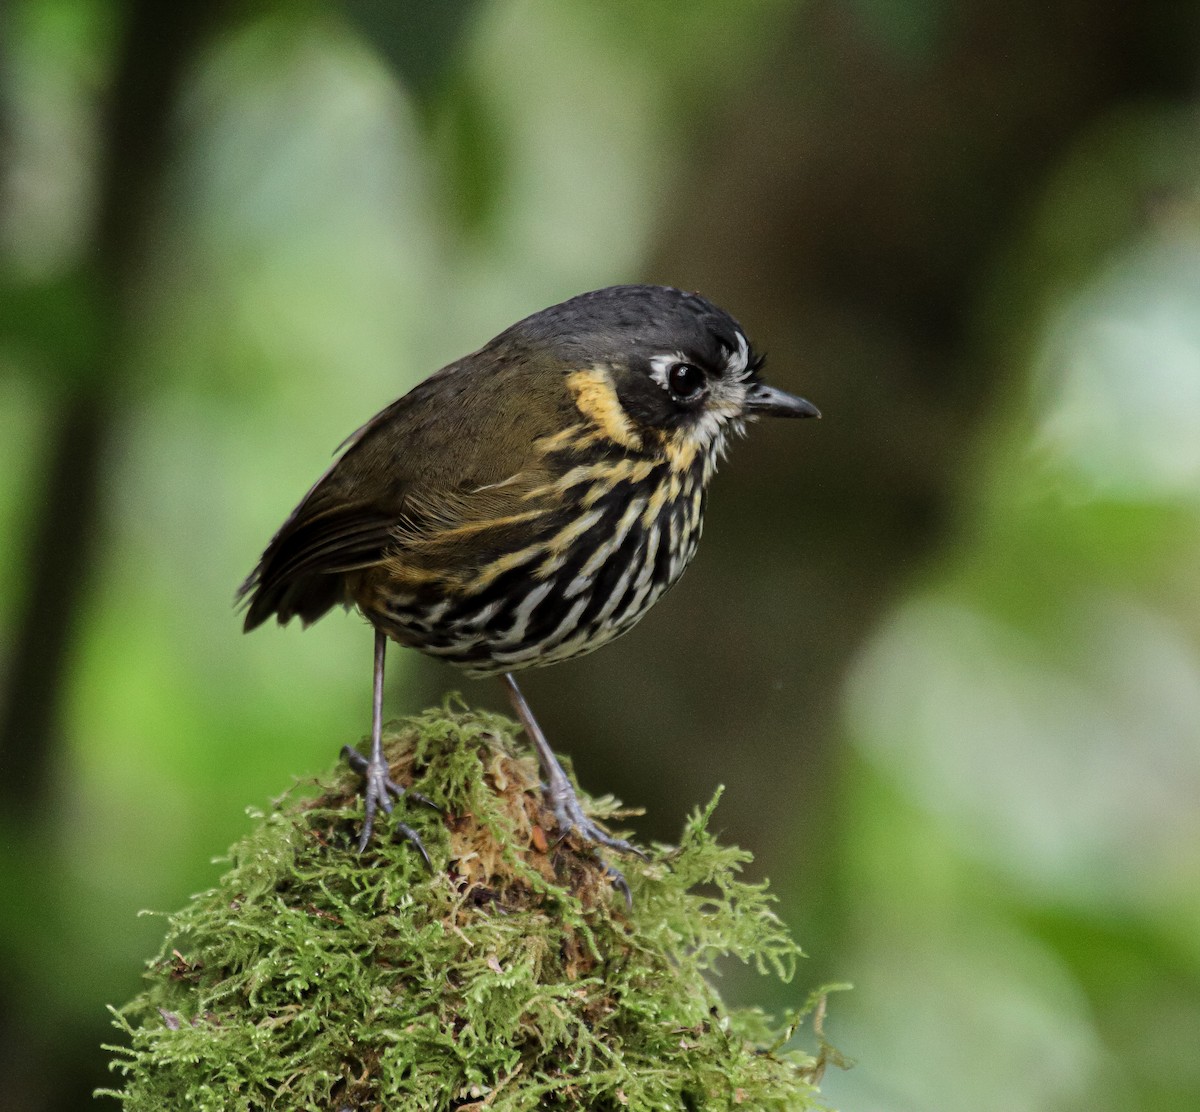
{"left": 648, "top": 351, "right": 689, "bottom": 392}
{"left": 726, "top": 330, "right": 751, "bottom": 380}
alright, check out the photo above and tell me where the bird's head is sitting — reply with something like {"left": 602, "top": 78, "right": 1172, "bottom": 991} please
{"left": 501, "top": 285, "right": 819, "bottom": 476}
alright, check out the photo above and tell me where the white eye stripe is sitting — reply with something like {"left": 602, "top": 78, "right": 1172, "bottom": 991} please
{"left": 649, "top": 330, "right": 751, "bottom": 391}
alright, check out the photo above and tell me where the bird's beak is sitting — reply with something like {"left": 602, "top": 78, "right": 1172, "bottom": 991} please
{"left": 743, "top": 382, "right": 821, "bottom": 419}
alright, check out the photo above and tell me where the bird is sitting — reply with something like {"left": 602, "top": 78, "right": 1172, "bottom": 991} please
{"left": 238, "top": 284, "right": 819, "bottom": 897}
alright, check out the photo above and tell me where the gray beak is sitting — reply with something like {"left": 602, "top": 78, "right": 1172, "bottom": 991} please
{"left": 744, "top": 381, "right": 821, "bottom": 419}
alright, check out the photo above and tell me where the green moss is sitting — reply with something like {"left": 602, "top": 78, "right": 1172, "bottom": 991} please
{"left": 100, "top": 704, "right": 838, "bottom": 1110}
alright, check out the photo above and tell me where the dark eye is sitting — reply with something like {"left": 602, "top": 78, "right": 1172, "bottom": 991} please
{"left": 667, "top": 362, "right": 705, "bottom": 401}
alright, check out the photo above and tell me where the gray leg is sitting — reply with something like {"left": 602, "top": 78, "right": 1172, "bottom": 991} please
{"left": 341, "top": 628, "right": 432, "bottom": 867}
{"left": 501, "top": 671, "right": 640, "bottom": 904}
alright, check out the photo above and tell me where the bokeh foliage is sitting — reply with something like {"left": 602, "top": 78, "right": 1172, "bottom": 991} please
{"left": 1, "top": 1, "right": 1199, "bottom": 1110}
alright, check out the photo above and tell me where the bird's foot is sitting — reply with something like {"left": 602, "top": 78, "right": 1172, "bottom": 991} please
{"left": 545, "top": 780, "right": 645, "bottom": 908}
{"left": 500, "top": 672, "right": 641, "bottom": 906}
{"left": 341, "top": 744, "right": 436, "bottom": 868}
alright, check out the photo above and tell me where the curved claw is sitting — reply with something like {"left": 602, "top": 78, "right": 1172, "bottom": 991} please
{"left": 548, "top": 791, "right": 644, "bottom": 859}
{"left": 544, "top": 786, "right": 642, "bottom": 909}
{"left": 341, "top": 744, "right": 433, "bottom": 868}
{"left": 392, "top": 821, "right": 432, "bottom": 871}
{"left": 604, "top": 864, "right": 633, "bottom": 910}
{"left": 408, "top": 789, "right": 442, "bottom": 813}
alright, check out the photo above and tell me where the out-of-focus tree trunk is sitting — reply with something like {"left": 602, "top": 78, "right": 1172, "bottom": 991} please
{"left": 0, "top": 7, "right": 227, "bottom": 1109}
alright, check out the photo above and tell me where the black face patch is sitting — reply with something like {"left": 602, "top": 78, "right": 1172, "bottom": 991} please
{"left": 498, "top": 285, "right": 761, "bottom": 439}
{"left": 612, "top": 358, "right": 683, "bottom": 430}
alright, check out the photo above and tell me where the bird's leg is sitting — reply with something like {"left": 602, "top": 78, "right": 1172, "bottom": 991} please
{"left": 341, "top": 628, "right": 433, "bottom": 867}
{"left": 501, "top": 671, "right": 641, "bottom": 903}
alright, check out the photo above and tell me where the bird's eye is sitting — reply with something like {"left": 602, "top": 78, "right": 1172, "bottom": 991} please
{"left": 667, "top": 362, "right": 705, "bottom": 401}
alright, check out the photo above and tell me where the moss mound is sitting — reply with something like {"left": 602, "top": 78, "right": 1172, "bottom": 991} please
{"left": 100, "top": 705, "right": 835, "bottom": 1110}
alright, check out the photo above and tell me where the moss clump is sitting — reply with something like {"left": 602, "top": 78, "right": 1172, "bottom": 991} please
{"left": 100, "top": 704, "right": 835, "bottom": 1110}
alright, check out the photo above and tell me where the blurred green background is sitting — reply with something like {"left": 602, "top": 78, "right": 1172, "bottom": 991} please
{"left": 2, "top": 1, "right": 1199, "bottom": 1109}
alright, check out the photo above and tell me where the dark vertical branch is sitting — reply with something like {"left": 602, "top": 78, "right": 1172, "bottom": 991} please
{"left": 0, "top": 393, "right": 109, "bottom": 817}
{"left": 0, "top": 2, "right": 226, "bottom": 816}
{"left": 0, "top": 4, "right": 228, "bottom": 1111}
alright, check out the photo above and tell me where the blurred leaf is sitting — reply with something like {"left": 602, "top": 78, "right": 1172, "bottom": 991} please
{"left": 0, "top": 267, "right": 105, "bottom": 380}
{"left": 336, "top": 0, "right": 482, "bottom": 102}
{"left": 839, "top": 94, "right": 1200, "bottom": 1112}
{"left": 849, "top": 0, "right": 953, "bottom": 65}
{"left": 430, "top": 68, "right": 507, "bottom": 238}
